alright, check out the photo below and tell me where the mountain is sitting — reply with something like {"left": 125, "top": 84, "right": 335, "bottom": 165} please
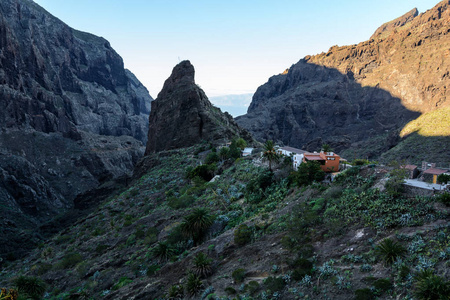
{"left": 145, "top": 61, "right": 252, "bottom": 154}
{"left": 0, "top": 0, "right": 153, "bottom": 258}
{"left": 236, "top": 0, "right": 450, "bottom": 162}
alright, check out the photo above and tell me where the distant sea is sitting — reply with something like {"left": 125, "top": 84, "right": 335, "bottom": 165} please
{"left": 210, "top": 93, "right": 253, "bottom": 117}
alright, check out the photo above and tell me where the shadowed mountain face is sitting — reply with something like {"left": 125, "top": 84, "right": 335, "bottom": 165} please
{"left": 145, "top": 60, "right": 252, "bottom": 154}
{"left": 0, "top": 0, "right": 152, "bottom": 259}
{"left": 236, "top": 0, "right": 450, "bottom": 158}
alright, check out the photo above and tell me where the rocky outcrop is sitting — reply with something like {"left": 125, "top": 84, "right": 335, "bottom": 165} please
{"left": 237, "top": 0, "right": 450, "bottom": 156}
{"left": 145, "top": 61, "right": 251, "bottom": 154}
{"left": 0, "top": 0, "right": 153, "bottom": 259}
{"left": 370, "top": 8, "right": 418, "bottom": 40}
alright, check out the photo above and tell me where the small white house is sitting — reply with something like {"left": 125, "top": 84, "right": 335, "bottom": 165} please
{"left": 242, "top": 147, "right": 254, "bottom": 157}
{"left": 277, "top": 146, "right": 309, "bottom": 170}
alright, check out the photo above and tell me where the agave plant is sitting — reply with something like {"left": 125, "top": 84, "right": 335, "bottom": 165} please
{"left": 193, "top": 252, "right": 213, "bottom": 278}
{"left": 375, "top": 238, "right": 406, "bottom": 265}
{"left": 13, "top": 276, "right": 46, "bottom": 300}
{"left": 151, "top": 241, "right": 175, "bottom": 263}
{"left": 185, "top": 273, "right": 204, "bottom": 296}
{"left": 180, "top": 208, "right": 214, "bottom": 245}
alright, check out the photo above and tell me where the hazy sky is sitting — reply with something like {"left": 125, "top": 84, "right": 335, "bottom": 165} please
{"left": 34, "top": 0, "right": 439, "bottom": 98}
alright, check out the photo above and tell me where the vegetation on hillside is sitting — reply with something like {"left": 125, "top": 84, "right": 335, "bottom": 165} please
{"left": 0, "top": 140, "right": 448, "bottom": 300}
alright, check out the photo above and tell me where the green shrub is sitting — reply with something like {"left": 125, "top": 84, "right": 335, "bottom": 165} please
{"left": 352, "top": 159, "right": 370, "bottom": 166}
{"left": 375, "top": 238, "right": 406, "bottom": 265}
{"left": 205, "top": 152, "right": 219, "bottom": 164}
{"left": 180, "top": 208, "right": 215, "bottom": 245}
{"left": 372, "top": 278, "right": 392, "bottom": 293}
{"left": 246, "top": 280, "right": 260, "bottom": 295}
{"left": 224, "top": 286, "right": 236, "bottom": 295}
{"left": 415, "top": 274, "right": 450, "bottom": 300}
{"left": 185, "top": 273, "right": 203, "bottom": 296}
{"left": 167, "top": 194, "right": 195, "bottom": 209}
{"left": 36, "top": 263, "right": 52, "bottom": 275}
{"left": 95, "top": 244, "right": 108, "bottom": 255}
{"left": 151, "top": 242, "right": 175, "bottom": 262}
{"left": 13, "top": 276, "right": 46, "bottom": 300}
{"left": 147, "top": 264, "right": 160, "bottom": 276}
{"left": 58, "top": 252, "right": 83, "bottom": 269}
{"left": 437, "top": 174, "right": 450, "bottom": 184}
{"left": 232, "top": 268, "right": 246, "bottom": 283}
{"left": 193, "top": 252, "right": 213, "bottom": 278}
{"left": 263, "top": 276, "right": 285, "bottom": 292}
{"left": 437, "top": 192, "right": 450, "bottom": 206}
{"left": 291, "top": 258, "right": 313, "bottom": 281}
{"left": 166, "top": 284, "right": 184, "bottom": 299}
{"left": 354, "top": 288, "right": 375, "bottom": 300}
{"left": 293, "top": 161, "right": 325, "bottom": 186}
{"left": 112, "top": 277, "right": 132, "bottom": 290}
{"left": 186, "top": 164, "right": 216, "bottom": 181}
{"left": 234, "top": 224, "right": 252, "bottom": 245}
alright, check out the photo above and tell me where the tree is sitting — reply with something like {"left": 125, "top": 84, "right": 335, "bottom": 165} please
{"left": 262, "top": 140, "right": 280, "bottom": 171}
{"left": 235, "top": 138, "right": 247, "bottom": 150}
{"left": 437, "top": 173, "right": 450, "bottom": 184}
{"left": 321, "top": 144, "right": 332, "bottom": 153}
{"left": 180, "top": 208, "right": 215, "bottom": 245}
{"left": 295, "top": 161, "right": 325, "bottom": 186}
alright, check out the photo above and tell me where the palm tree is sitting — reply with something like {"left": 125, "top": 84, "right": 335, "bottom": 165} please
{"left": 262, "top": 140, "right": 280, "bottom": 171}
{"left": 322, "top": 143, "right": 332, "bottom": 153}
{"left": 180, "top": 208, "right": 215, "bottom": 245}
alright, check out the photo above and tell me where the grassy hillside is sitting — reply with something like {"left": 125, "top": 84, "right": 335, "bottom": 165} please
{"left": 0, "top": 144, "right": 449, "bottom": 299}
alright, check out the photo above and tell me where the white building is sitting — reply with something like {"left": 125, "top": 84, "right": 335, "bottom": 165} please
{"left": 277, "top": 146, "right": 309, "bottom": 170}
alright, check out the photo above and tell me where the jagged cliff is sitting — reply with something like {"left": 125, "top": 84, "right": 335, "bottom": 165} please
{"left": 236, "top": 0, "right": 450, "bottom": 159}
{"left": 0, "top": 0, "right": 153, "bottom": 258}
{"left": 145, "top": 60, "right": 251, "bottom": 154}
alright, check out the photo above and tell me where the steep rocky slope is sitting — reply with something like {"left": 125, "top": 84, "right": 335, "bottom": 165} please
{"left": 237, "top": 0, "right": 450, "bottom": 161}
{"left": 0, "top": 0, "right": 153, "bottom": 258}
{"left": 146, "top": 60, "right": 251, "bottom": 154}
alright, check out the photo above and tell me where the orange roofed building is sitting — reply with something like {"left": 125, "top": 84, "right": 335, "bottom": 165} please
{"left": 303, "top": 151, "right": 341, "bottom": 173}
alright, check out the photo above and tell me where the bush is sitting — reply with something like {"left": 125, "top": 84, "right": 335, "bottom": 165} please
{"left": 193, "top": 252, "right": 213, "bottom": 278}
{"left": 375, "top": 238, "right": 406, "bottom": 265}
{"left": 185, "top": 273, "right": 203, "bottom": 296}
{"left": 167, "top": 194, "right": 195, "bottom": 209}
{"left": 186, "top": 164, "right": 216, "bottom": 181}
{"left": 437, "top": 174, "right": 450, "bottom": 184}
{"left": 224, "top": 286, "right": 236, "bottom": 295}
{"left": 437, "top": 192, "right": 450, "bottom": 206}
{"left": 372, "top": 278, "right": 392, "bottom": 293}
{"left": 205, "top": 152, "right": 219, "bottom": 164}
{"left": 263, "top": 276, "right": 285, "bottom": 292}
{"left": 294, "top": 161, "right": 325, "bottom": 186}
{"left": 147, "top": 264, "right": 160, "bottom": 276}
{"left": 354, "top": 288, "right": 375, "bottom": 300}
{"left": 112, "top": 277, "right": 132, "bottom": 290}
{"left": 166, "top": 284, "right": 184, "bottom": 299}
{"left": 58, "top": 252, "right": 83, "bottom": 269}
{"left": 291, "top": 258, "right": 313, "bottom": 281}
{"left": 151, "top": 242, "right": 175, "bottom": 262}
{"left": 232, "top": 268, "right": 246, "bottom": 283}
{"left": 13, "top": 276, "right": 46, "bottom": 300}
{"left": 234, "top": 224, "right": 252, "bottom": 246}
{"left": 415, "top": 274, "right": 450, "bottom": 300}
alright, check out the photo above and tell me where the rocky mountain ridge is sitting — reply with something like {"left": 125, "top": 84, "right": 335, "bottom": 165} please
{"left": 0, "top": 0, "right": 153, "bottom": 258}
{"left": 236, "top": 0, "right": 450, "bottom": 160}
{"left": 145, "top": 60, "right": 252, "bottom": 154}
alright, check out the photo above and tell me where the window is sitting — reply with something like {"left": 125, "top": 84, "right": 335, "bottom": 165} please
{"left": 327, "top": 157, "right": 335, "bottom": 160}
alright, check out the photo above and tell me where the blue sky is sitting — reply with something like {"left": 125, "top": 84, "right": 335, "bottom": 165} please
{"left": 34, "top": 0, "right": 439, "bottom": 99}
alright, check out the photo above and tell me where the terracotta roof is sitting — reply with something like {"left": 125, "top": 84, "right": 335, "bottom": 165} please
{"left": 304, "top": 153, "right": 325, "bottom": 161}
{"left": 423, "top": 168, "right": 448, "bottom": 175}
{"left": 280, "top": 146, "right": 309, "bottom": 155}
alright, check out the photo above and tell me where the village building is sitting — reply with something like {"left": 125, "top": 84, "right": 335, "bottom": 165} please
{"left": 277, "top": 146, "right": 309, "bottom": 170}
{"left": 401, "top": 164, "right": 419, "bottom": 179}
{"left": 303, "top": 151, "right": 341, "bottom": 173}
{"left": 423, "top": 168, "right": 448, "bottom": 184}
{"left": 242, "top": 147, "right": 254, "bottom": 157}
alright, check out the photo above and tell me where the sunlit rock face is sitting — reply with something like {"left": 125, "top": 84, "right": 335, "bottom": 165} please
{"left": 237, "top": 1, "right": 450, "bottom": 155}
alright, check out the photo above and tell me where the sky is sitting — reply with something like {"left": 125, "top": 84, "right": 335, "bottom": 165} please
{"left": 33, "top": 0, "right": 440, "bottom": 101}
